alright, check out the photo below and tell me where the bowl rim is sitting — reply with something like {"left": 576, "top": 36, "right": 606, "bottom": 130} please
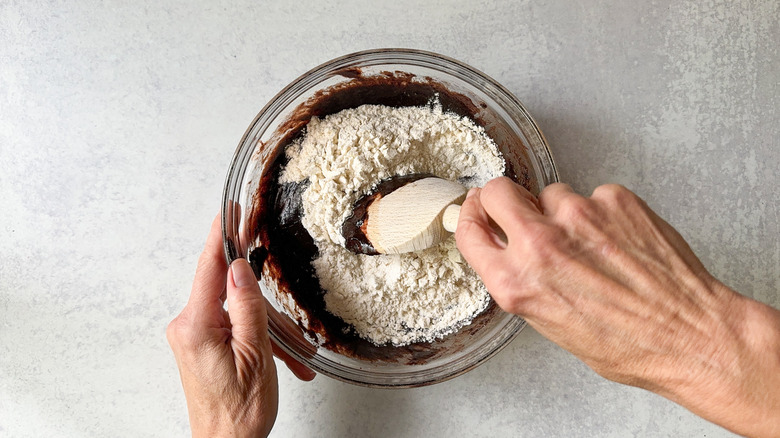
{"left": 221, "top": 48, "right": 558, "bottom": 388}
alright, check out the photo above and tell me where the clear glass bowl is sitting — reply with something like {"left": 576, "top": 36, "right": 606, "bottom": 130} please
{"left": 221, "top": 49, "right": 558, "bottom": 388}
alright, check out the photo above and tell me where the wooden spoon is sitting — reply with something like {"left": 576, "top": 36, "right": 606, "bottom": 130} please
{"left": 342, "top": 176, "right": 466, "bottom": 255}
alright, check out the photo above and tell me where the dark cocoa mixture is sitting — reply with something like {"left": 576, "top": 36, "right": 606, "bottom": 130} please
{"left": 247, "top": 69, "right": 532, "bottom": 364}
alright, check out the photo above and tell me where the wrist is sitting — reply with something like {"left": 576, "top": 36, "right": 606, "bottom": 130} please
{"left": 733, "top": 294, "right": 780, "bottom": 437}
{"left": 192, "top": 422, "right": 272, "bottom": 438}
{"left": 189, "top": 407, "right": 274, "bottom": 438}
{"left": 658, "top": 281, "right": 780, "bottom": 437}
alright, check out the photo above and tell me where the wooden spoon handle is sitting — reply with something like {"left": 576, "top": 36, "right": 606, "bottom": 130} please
{"left": 442, "top": 204, "right": 460, "bottom": 233}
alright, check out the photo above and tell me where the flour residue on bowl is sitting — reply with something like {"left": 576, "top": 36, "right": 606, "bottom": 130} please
{"left": 280, "top": 102, "right": 504, "bottom": 346}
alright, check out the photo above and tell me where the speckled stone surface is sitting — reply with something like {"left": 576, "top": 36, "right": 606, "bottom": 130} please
{"left": 1, "top": 1, "right": 777, "bottom": 437}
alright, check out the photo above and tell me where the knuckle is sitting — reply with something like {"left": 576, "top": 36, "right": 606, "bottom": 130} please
{"left": 538, "top": 183, "right": 571, "bottom": 209}
{"left": 454, "top": 217, "right": 478, "bottom": 243}
{"left": 491, "top": 294, "right": 517, "bottom": 314}
{"left": 490, "top": 266, "right": 517, "bottom": 293}
{"left": 490, "top": 288, "right": 521, "bottom": 314}
{"left": 491, "top": 285, "right": 537, "bottom": 316}
{"left": 166, "top": 314, "right": 195, "bottom": 349}
{"left": 485, "top": 266, "right": 529, "bottom": 314}
{"left": 592, "top": 183, "right": 623, "bottom": 198}
{"left": 593, "top": 184, "right": 637, "bottom": 206}
{"left": 165, "top": 318, "right": 180, "bottom": 344}
{"left": 454, "top": 221, "right": 486, "bottom": 261}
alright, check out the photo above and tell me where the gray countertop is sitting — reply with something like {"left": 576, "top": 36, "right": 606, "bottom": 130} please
{"left": 1, "top": 1, "right": 777, "bottom": 437}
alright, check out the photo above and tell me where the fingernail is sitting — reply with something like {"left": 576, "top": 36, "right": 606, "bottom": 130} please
{"left": 466, "top": 188, "right": 480, "bottom": 199}
{"left": 231, "top": 259, "right": 257, "bottom": 288}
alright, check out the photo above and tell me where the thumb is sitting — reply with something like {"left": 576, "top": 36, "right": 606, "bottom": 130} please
{"left": 227, "top": 259, "right": 270, "bottom": 349}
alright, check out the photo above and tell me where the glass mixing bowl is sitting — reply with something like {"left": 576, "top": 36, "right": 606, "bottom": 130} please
{"left": 221, "top": 49, "right": 558, "bottom": 388}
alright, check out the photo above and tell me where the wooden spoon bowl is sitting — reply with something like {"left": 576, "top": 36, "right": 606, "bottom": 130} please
{"left": 342, "top": 175, "right": 467, "bottom": 255}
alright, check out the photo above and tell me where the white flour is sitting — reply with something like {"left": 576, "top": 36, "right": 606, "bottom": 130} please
{"left": 281, "top": 103, "right": 504, "bottom": 345}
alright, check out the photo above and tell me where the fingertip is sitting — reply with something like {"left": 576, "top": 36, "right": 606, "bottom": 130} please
{"left": 229, "top": 258, "right": 258, "bottom": 289}
{"left": 187, "top": 213, "right": 230, "bottom": 312}
{"left": 271, "top": 341, "right": 316, "bottom": 381}
{"left": 227, "top": 259, "right": 263, "bottom": 312}
{"left": 211, "top": 211, "right": 222, "bottom": 230}
{"left": 204, "top": 213, "right": 226, "bottom": 258}
{"left": 292, "top": 365, "right": 317, "bottom": 381}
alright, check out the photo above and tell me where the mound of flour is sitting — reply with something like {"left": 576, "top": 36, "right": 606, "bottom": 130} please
{"left": 280, "top": 103, "right": 504, "bottom": 345}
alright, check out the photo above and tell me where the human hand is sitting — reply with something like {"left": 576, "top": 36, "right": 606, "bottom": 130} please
{"left": 167, "top": 215, "right": 315, "bottom": 438}
{"left": 455, "top": 177, "right": 780, "bottom": 437}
